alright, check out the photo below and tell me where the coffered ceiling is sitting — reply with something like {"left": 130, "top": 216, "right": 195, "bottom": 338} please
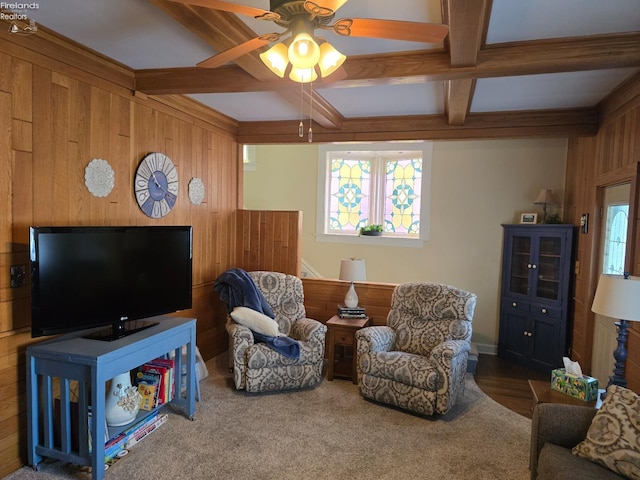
{"left": 25, "top": 0, "right": 640, "bottom": 142}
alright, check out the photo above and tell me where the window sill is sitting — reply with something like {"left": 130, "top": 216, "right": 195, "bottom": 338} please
{"left": 314, "top": 233, "right": 425, "bottom": 248}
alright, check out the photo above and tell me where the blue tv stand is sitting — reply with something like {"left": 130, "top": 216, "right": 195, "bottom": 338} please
{"left": 26, "top": 316, "right": 197, "bottom": 480}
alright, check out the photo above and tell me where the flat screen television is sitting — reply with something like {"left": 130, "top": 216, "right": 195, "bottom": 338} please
{"left": 30, "top": 225, "right": 193, "bottom": 340}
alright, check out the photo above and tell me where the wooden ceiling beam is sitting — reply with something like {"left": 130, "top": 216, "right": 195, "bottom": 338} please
{"left": 443, "top": 0, "right": 489, "bottom": 126}
{"left": 236, "top": 108, "right": 599, "bottom": 144}
{"left": 135, "top": 33, "right": 640, "bottom": 94}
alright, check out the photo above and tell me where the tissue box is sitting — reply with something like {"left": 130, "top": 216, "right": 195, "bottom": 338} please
{"left": 551, "top": 368, "right": 599, "bottom": 401}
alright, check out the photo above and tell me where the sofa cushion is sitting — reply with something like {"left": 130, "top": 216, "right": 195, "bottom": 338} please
{"left": 230, "top": 306, "right": 279, "bottom": 337}
{"left": 572, "top": 385, "right": 640, "bottom": 479}
{"left": 538, "top": 443, "right": 623, "bottom": 480}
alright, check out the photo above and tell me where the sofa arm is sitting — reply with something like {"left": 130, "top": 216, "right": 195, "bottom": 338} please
{"left": 291, "top": 317, "right": 327, "bottom": 343}
{"left": 429, "top": 339, "right": 470, "bottom": 413}
{"left": 530, "top": 403, "right": 597, "bottom": 479}
{"left": 356, "top": 326, "right": 396, "bottom": 354}
{"left": 226, "top": 319, "right": 255, "bottom": 389}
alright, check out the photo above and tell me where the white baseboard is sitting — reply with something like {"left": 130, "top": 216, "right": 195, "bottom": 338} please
{"left": 475, "top": 343, "right": 498, "bottom": 355}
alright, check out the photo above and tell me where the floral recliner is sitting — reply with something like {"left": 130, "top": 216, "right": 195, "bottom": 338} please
{"left": 226, "top": 271, "right": 327, "bottom": 393}
{"left": 356, "top": 282, "right": 477, "bottom": 415}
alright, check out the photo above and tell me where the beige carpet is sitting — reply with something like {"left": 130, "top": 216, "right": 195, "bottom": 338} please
{"left": 5, "top": 355, "right": 532, "bottom": 480}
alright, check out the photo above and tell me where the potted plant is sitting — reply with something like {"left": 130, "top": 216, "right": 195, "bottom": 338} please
{"left": 359, "top": 224, "right": 384, "bottom": 236}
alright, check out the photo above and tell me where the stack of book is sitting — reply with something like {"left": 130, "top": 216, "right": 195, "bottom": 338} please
{"left": 104, "top": 410, "right": 168, "bottom": 463}
{"left": 133, "top": 357, "right": 175, "bottom": 410}
{"left": 337, "top": 304, "right": 367, "bottom": 319}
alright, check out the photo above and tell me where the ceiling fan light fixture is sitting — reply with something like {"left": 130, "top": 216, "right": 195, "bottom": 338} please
{"left": 289, "top": 66, "right": 317, "bottom": 83}
{"left": 259, "top": 42, "right": 289, "bottom": 77}
{"left": 288, "top": 32, "right": 321, "bottom": 69}
{"left": 318, "top": 42, "right": 346, "bottom": 77}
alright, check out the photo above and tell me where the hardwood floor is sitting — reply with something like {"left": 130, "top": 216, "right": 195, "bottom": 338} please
{"left": 474, "top": 354, "right": 549, "bottom": 419}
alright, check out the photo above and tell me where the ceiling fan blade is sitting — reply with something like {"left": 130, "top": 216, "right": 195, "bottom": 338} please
{"left": 197, "top": 36, "right": 272, "bottom": 68}
{"left": 333, "top": 18, "right": 449, "bottom": 44}
{"left": 304, "top": 0, "right": 349, "bottom": 17}
{"left": 167, "top": 0, "right": 280, "bottom": 21}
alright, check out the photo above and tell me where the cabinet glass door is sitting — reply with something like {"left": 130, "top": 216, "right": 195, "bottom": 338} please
{"left": 509, "top": 235, "right": 531, "bottom": 295}
{"left": 535, "top": 236, "right": 562, "bottom": 300}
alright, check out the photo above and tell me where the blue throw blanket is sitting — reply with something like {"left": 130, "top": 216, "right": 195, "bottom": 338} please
{"left": 252, "top": 332, "right": 300, "bottom": 359}
{"left": 214, "top": 268, "right": 274, "bottom": 318}
{"left": 214, "top": 269, "right": 300, "bottom": 359}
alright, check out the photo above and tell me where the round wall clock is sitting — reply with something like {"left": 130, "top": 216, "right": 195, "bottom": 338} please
{"left": 134, "top": 153, "right": 179, "bottom": 218}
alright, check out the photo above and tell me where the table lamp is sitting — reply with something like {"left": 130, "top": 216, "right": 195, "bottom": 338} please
{"left": 533, "top": 189, "right": 558, "bottom": 223}
{"left": 591, "top": 273, "right": 640, "bottom": 390}
{"left": 339, "top": 258, "right": 366, "bottom": 308}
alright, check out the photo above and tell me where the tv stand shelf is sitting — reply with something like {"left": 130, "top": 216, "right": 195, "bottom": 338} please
{"left": 26, "top": 316, "right": 197, "bottom": 480}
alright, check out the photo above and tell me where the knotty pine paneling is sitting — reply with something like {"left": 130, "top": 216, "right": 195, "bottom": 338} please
{"left": 565, "top": 75, "right": 640, "bottom": 385}
{"left": 0, "top": 33, "right": 241, "bottom": 477}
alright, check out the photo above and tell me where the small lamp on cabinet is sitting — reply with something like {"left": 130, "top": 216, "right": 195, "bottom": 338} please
{"left": 339, "top": 258, "right": 366, "bottom": 308}
{"left": 533, "top": 189, "right": 558, "bottom": 223}
{"left": 591, "top": 273, "right": 640, "bottom": 391}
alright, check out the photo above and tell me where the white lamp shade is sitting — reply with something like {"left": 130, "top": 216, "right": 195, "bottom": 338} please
{"left": 339, "top": 258, "right": 366, "bottom": 282}
{"left": 533, "top": 189, "right": 558, "bottom": 205}
{"left": 591, "top": 275, "right": 640, "bottom": 321}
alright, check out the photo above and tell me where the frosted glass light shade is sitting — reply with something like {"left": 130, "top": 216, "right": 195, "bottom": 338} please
{"left": 289, "top": 66, "right": 317, "bottom": 83}
{"left": 288, "top": 32, "right": 320, "bottom": 69}
{"left": 591, "top": 275, "right": 640, "bottom": 321}
{"left": 259, "top": 42, "right": 288, "bottom": 78}
{"left": 318, "top": 42, "right": 346, "bottom": 77}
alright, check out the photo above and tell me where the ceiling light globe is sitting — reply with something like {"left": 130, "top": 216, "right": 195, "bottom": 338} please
{"left": 288, "top": 33, "right": 320, "bottom": 69}
{"left": 289, "top": 66, "right": 318, "bottom": 83}
{"left": 318, "top": 42, "right": 346, "bottom": 78}
{"left": 259, "top": 42, "right": 288, "bottom": 78}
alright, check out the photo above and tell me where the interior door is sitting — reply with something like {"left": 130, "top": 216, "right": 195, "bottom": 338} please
{"left": 591, "top": 182, "right": 630, "bottom": 384}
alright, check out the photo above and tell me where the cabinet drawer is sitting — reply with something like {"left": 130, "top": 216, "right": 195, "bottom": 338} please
{"left": 502, "top": 299, "right": 530, "bottom": 313}
{"left": 332, "top": 327, "right": 356, "bottom": 347}
{"left": 532, "top": 305, "right": 561, "bottom": 318}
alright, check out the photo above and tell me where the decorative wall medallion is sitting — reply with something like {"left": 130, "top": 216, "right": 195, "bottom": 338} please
{"left": 134, "top": 152, "right": 179, "bottom": 219}
{"left": 84, "top": 158, "right": 115, "bottom": 198}
{"left": 188, "top": 177, "right": 205, "bottom": 205}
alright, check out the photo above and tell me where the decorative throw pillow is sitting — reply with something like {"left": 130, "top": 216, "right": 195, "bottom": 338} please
{"left": 572, "top": 385, "right": 640, "bottom": 479}
{"left": 230, "top": 307, "right": 279, "bottom": 337}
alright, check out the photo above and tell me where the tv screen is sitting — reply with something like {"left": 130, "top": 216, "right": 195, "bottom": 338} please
{"left": 30, "top": 226, "right": 193, "bottom": 339}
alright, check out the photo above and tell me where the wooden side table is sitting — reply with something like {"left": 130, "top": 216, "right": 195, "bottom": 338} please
{"left": 326, "top": 315, "right": 371, "bottom": 384}
{"left": 528, "top": 379, "right": 603, "bottom": 412}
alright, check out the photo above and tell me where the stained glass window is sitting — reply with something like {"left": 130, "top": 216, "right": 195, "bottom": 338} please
{"left": 384, "top": 157, "right": 422, "bottom": 235}
{"left": 323, "top": 148, "right": 426, "bottom": 239}
{"left": 327, "top": 158, "right": 371, "bottom": 231}
{"left": 603, "top": 204, "right": 629, "bottom": 275}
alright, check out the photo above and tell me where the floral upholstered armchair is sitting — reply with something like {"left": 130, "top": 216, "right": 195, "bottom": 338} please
{"left": 356, "top": 282, "right": 477, "bottom": 416}
{"left": 225, "top": 271, "right": 327, "bottom": 393}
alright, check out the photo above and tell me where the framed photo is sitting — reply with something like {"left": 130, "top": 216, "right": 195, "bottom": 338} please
{"left": 520, "top": 213, "right": 538, "bottom": 224}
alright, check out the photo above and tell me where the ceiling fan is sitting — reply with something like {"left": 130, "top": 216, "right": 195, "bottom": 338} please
{"left": 168, "top": 0, "right": 449, "bottom": 82}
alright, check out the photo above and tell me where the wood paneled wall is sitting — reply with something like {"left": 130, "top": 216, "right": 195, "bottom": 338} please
{"left": 565, "top": 73, "right": 640, "bottom": 391}
{"left": 0, "top": 32, "right": 240, "bottom": 476}
{"left": 302, "top": 278, "right": 395, "bottom": 325}
{"left": 235, "top": 210, "right": 302, "bottom": 275}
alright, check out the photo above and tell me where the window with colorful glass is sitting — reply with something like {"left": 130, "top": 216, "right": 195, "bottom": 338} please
{"left": 320, "top": 144, "right": 430, "bottom": 239}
